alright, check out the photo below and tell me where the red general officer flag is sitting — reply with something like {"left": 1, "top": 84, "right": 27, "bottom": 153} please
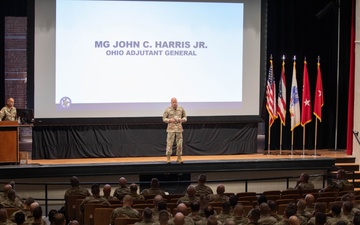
{"left": 301, "top": 60, "right": 312, "bottom": 126}
{"left": 313, "top": 61, "right": 324, "bottom": 121}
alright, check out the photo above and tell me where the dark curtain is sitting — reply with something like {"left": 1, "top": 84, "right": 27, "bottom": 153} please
{"left": 265, "top": 0, "right": 352, "bottom": 150}
{"left": 32, "top": 123, "right": 257, "bottom": 159}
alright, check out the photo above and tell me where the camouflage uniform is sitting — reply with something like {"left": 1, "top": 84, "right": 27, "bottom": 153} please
{"left": 274, "top": 219, "right": 289, "bottom": 225}
{"left": 296, "top": 211, "right": 311, "bottom": 225}
{"left": 110, "top": 206, "right": 141, "bottom": 225}
{"left": 325, "top": 216, "right": 351, "bottom": 225}
{"left": 64, "top": 186, "right": 91, "bottom": 202}
{"left": 188, "top": 213, "right": 204, "bottom": 223}
{"left": 258, "top": 215, "right": 277, "bottom": 225}
{"left": 326, "top": 179, "right": 352, "bottom": 192}
{"left": 208, "top": 194, "right": 229, "bottom": 203}
{"left": 113, "top": 187, "right": 131, "bottom": 200}
{"left": 1, "top": 198, "right": 23, "bottom": 209}
{"left": 10, "top": 209, "right": 31, "bottom": 221}
{"left": 152, "top": 209, "right": 173, "bottom": 222}
{"left": 177, "top": 195, "right": 199, "bottom": 205}
{"left": 269, "top": 213, "right": 282, "bottom": 222}
{"left": 134, "top": 220, "right": 159, "bottom": 225}
{"left": 130, "top": 193, "right": 145, "bottom": 201}
{"left": 194, "top": 185, "right": 213, "bottom": 196}
{"left": 0, "top": 219, "right": 16, "bottom": 225}
{"left": 141, "top": 188, "right": 166, "bottom": 196}
{"left": 304, "top": 206, "right": 314, "bottom": 215}
{"left": 216, "top": 212, "right": 234, "bottom": 224}
{"left": 102, "top": 195, "right": 119, "bottom": 201}
{"left": 0, "top": 106, "right": 16, "bottom": 121}
{"left": 79, "top": 195, "right": 110, "bottom": 214}
{"left": 168, "top": 216, "right": 194, "bottom": 225}
{"left": 233, "top": 216, "right": 250, "bottom": 225}
{"left": 296, "top": 182, "right": 315, "bottom": 191}
{"left": 162, "top": 106, "right": 187, "bottom": 157}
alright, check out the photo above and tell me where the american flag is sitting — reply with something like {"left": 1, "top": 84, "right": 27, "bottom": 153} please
{"left": 277, "top": 61, "right": 286, "bottom": 126}
{"left": 266, "top": 59, "right": 277, "bottom": 127}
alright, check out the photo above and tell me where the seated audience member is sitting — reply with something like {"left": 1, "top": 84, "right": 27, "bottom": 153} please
{"left": 216, "top": 201, "right": 233, "bottom": 224}
{"left": 177, "top": 185, "right": 199, "bottom": 205}
{"left": 129, "top": 183, "right": 145, "bottom": 201}
{"left": 206, "top": 215, "right": 218, "bottom": 225}
{"left": 10, "top": 197, "right": 35, "bottom": 220}
{"left": 173, "top": 213, "right": 186, "bottom": 225}
{"left": 63, "top": 176, "right": 90, "bottom": 217}
{"left": 353, "top": 214, "right": 360, "bottom": 225}
{"left": 150, "top": 195, "right": 165, "bottom": 220}
{"left": 321, "top": 170, "right": 353, "bottom": 192}
{"left": 158, "top": 210, "right": 170, "bottom": 225}
{"left": 44, "top": 209, "right": 58, "bottom": 225}
{"left": 257, "top": 202, "right": 277, "bottom": 225}
{"left": 296, "top": 199, "right": 311, "bottom": 225}
{"left": 141, "top": 178, "right": 166, "bottom": 196}
{"left": 326, "top": 204, "right": 351, "bottom": 225}
{"left": 247, "top": 208, "right": 261, "bottom": 225}
{"left": 199, "top": 195, "right": 211, "bottom": 217}
{"left": 188, "top": 201, "right": 203, "bottom": 223}
{"left": 257, "top": 195, "right": 268, "bottom": 207}
{"left": 110, "top": 195, "right": 141, "bottom": 225}
{"left": 113, "top": 177, "right": 131, "bottom": 200}
{"left": 314, "top": 212, "right": 327, "bottom": 225}
{"left": 208, "top": 185, "right": 229, "bottom": 203}
{"left": 168, "top": 204, "right": 194, "bottom": 225}
{"left": 294, "top": 173, "right": 315, "bottom": 191}
{"left": 196, "top": 206, "right": 216, "bottom": 225}
{"left": 29, "top": 206, "right": 46, "bottom": 225}
{"left": 228, "top": 195, "right": 239, "bottom": 214}
{"left": 268, "top": 200, "right": 282, "bottom": 222}
{"left": 53, "top": 213, "right": 66, "bottom": 225}
{"left": 232, "top": 203, "right": 249, "bottom": 225}
{"left": 1, "top": 189, "right": 23, "bottom": 209}
{"left": 304, "top": 194, "right": 315, "bottom": 215}
{"left": 102, "top": 184, "right": 119, "bottom": 201}
{"left": 79, "top": 184, "right": 110, "bottom": 223}
{"left": 0, "top": 184, "right": 13, "bottom": 202}
{"left": 274, "top": 203, "right": 297, "bottom": 225}
{"left": 288, "top": 216, "right": 300, "bottom": 225}
{"left": 134, "top": 207, "right": 157, "bottom": 225}
{"left": 307, "top": 203, "right": 328, "bottom": 225}
{"left": 341, "top": 201, "right": 354, "bottom": 222}
{"left": 152, "top": 201, "right": 172, "bottom": 222}
{"left": 0, "top": 208, "right": 13, "bottom": 225}
{"left": 194, "top": 175, "right": 213, "bottom": 196}
{"left": 14, "top": 212, "right": 25, "bottom": 225}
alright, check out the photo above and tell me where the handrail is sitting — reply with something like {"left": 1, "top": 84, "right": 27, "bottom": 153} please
{"left": 0, "top": 173, "right": 329, "bottom": 215}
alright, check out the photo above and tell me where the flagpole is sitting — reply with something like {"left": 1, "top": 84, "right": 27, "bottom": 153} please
{"left": 314, "top": 119, "right": 318, "bottom": 156}
{"left": 268, "top": 119, "right": 271, "bottom": 155}
{"left": 302, "top": 126, "right": 305, "bottom": 156}
{"left": 291, "top": 130, "right": 294, "bottom": 156}
{"left": 279, "top": 125, "right": 282, "bottom": 155}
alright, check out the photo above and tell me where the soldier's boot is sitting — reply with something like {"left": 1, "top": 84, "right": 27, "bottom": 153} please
{"left": 166, "top": 155, "right": 171, "bottom": 164}
{"left": 176, "top": 155, "right": 183, "bottom": 163}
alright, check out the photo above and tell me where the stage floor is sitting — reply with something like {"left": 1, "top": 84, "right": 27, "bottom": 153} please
{"left": 28, "top": 149, "right": 351, "bottom": 165}
{"left": 0, "top": 149, "right": 348, "bottom": 180}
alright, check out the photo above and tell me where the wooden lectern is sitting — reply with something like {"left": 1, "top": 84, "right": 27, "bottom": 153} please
{"left": 0, "top": 121, "right": 19, "bottom": 164}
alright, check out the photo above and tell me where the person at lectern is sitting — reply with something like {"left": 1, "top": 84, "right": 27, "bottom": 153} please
{"left": 162, "top": 97, "right": 187, "bottom": 164}
{"left": 0, "top": 97, "right": 16, "bottom": 121}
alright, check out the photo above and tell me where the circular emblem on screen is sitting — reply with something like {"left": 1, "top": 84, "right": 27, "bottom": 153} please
{"left": 60, "top": 97, "right": 72, "bottom": 108}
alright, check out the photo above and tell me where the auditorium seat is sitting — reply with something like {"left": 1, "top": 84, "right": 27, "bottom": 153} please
{"left": 277, "top": 204, "right": 288, "bottom": 215}
{"left": 318, "top": 192, "right": 338, "bottom": 198}
{"left": 83, "top": 204, "right": 107, "bottom": 225}
{"left": 281, "top": 189, "right": 300, "bottom": 196}
{"left": 236, "top": 192, "right": 257, "bottom": 197}
{"left": 275, "top": 199, "right": 295, "bottom": 206}
{"left": 66, "top": 195, "right": 86, "bottom": 222}
{"left": 5, "top": 208, "right": 18, "bottom": 219}
{"left": 263, "top": 190, "right": 281, "bottom": 196}
{"left": 114, "top": 217, "right": 141, "bottom": 225}
{"left": 281, "top": 194, "right": 301, "bottom": 201}
{"left": 237, "top": 196, "right": 257, "bottom": 202}
{"left": 94, "top": 208, "right": 114, "bottom": 225}
{"left": 265, "top": 195, "right": 281, "bottom": 201}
